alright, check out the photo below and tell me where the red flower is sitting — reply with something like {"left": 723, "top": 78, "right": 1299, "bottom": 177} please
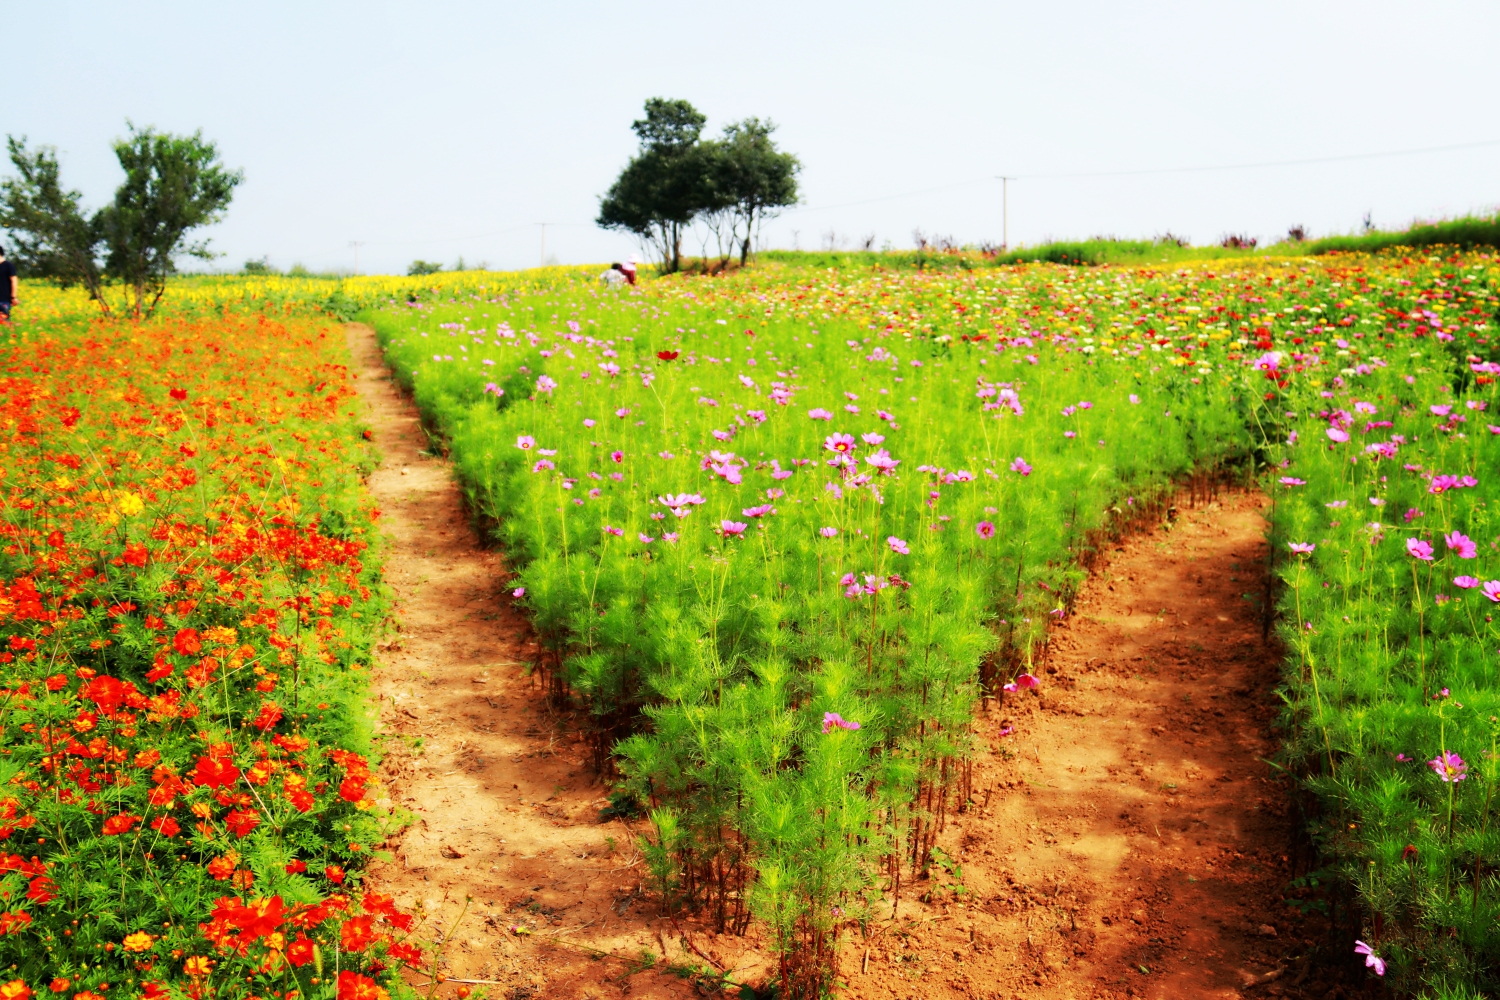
{"left": 284, "top": 859, "right": 307, "bottom": 874}
{"left": 45, "top": 531, "right": 64, "bottom": 549}
{"left": 324, "top": 864, "right": 346, "bottom": 885}
{"left": 150, "top": 816, "right": 181, "bottom": 838}
{"left": 122, "top": 543, "right": 148, "bottom": 568}
{"left": 172, "top": 628, "right": 202, "bottom": 657}
{"left": 336, "top": 971, "right": 386, "bottom": 1000}
{"left": 657, "top": 350, "right": 679, "bottom": 361}
{"left": 25, "top": 876, "right": 54, "bottom": 904}
{"left": 286, "top": 935, "right": 315, "bottom": 967}
{"left": 340, "top": 914, "right": 377, "bottom": 952}
{"left": 224, "top": 810, "right": 260, "bottom": 838}
{"left": 388, "top": 941, "right": 424, "bottom": 966}
{"left": 0, "top": 911, "right": 32, "bottom": 935}
{"left": 338, "top": 776, "right": 367, "bottom": 804}
{"left": 169, "top": 388, "right": 188, "bottom": 401}
{"left": 0, "top": 980, "right": 31, "bottom": 1000}
{"left": 192, "top": 754, "right": 240, "bottom": 789}
{"left": 224, "top": 895, "right": 285, "bottom": 939}
{"left": 43, "top": 675, "right": 67, "bottom": 693}
{"left": 250, "top": 702, "right": 283, "bottom": 731}
{"left": 101, "top": 814, "right": 141, "bottom": 836}
{"left": 81, "top": 676, "right": 128, "bottom": 716}
{"left": 207, "top": 855, "right": 238, "bottom": 881}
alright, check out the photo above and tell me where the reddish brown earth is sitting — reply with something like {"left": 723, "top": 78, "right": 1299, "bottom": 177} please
{"left": 348, "top": 322, "right": 1365, "bottom": 1000}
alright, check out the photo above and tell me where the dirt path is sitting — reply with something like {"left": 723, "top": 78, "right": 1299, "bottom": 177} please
{"left": 349, "top": 319, "right": 1344, "bottom": 1000}
{"left": 347, "top": 324, "right": 700, "bottom": 999}
{"left": 847, "top": 491, "right": 1342, "bottom": 1000}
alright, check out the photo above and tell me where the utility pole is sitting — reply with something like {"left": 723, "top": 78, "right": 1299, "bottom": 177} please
{"left": 348, "top": 241, "right": 364, "bottom": 275}
{"left": 994, "top": 177, "right": 1014, "bottom": 249}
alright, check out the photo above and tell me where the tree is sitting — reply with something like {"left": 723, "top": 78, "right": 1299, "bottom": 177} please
{"left": 0, "top": 137, "right": 110, "bottom": 312}
{"left": 709, "top": 119, "right": 800, "bottom": 266}
{"left": 597, "top": 99, "right": 713, "bottom": 274}
{"left": 408, "top": 260, "right": 443, "bottom": 276}
{"left": 97, "top": 124, "right": 242, "bottom": 318}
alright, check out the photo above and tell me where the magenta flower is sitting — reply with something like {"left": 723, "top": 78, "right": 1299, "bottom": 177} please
{"left": 1354, "top": 941, "right": 1386, "bottom": 977}
{"left": 808, "top": 408, "right": 833, "bottom": 421}
{"left": 1128, "top": 393, "right": 1140, "bottom": 404}
{"left": 742, "top": 504, "right": 776, "bottom": 518}
{"left": 1455, "top": 576, "right": 1480, "bottom": 589}
{"left": 1002, "top": 672, "right": 1041, "bottom": 692}
{"left": 512, "top": 587, "right": 526, "bottom": 598}
{"left": 1430, "top": 403, "right": 1453, "bottom": 417}
{"left": 719, "top": 520, "right": 748, "bottom": 537}
{"left": 1279, "top": 477, "right": 1306, "bottom": 487}
{"left": 887, "top": 536, "right": 910, "bottom": 555}
{"left": 1444, "top": 531, "right": 1477, "bottom": 558}
{"left": 516, "top": 435, "right": 536, "bottom": 450}
{"left": 611, "top": 450, "right": 625, "bottom": 463}
{"left": 531, "top": 459, "right": 554, "bottom": 473}
{"left": 820, "top": 526, "right": 838, "bottom": 538}
{"left": 664, "top": 532, "right": 679, "bottom": 543}
{"left": 1010, "top": 456, "right": 1032, "bottom": 476}
{"left": 824, "top": 432, "right": 856, "bottom": 454}
{"left": 1406, "top": 538, "right": 1434, "bottom": 561}
{"left": 483, "top": 381, "right": 504, "bottom": 397}
{"left": 536, "top": 375, "right": 557, "bottom": 394}
{"left": 1288, "top": 542, "right": 1316, "bottom": 555}
{"left": 821, "top": 712, "right": 861, "bottom": 734}
{"left": 638, "top": 533, "right": 655, "bottom": 544}
{"left": 614, "top": 406, "right": 631, "bottom": 418}
{"left": 861, "top": 432, "right": 885, "bottom": 445}
{"left": 1430, "top": 751, "right": 1467, "bottom": 783}
{"left": 976, "top": 521, "right": 996, "bottom": 539}
{"left": 1326, "top": 427, "right": 1349, "bottom": 443}
{"left": 1483, "top": 581, "right": 1500, "bottom": 603}
{"left": 866, "top": 449, "right": 900, "bottom": 473}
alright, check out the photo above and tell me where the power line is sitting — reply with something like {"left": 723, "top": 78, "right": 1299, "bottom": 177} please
{"left": 787, "top": 136, "right": 1500, "bottom": 215}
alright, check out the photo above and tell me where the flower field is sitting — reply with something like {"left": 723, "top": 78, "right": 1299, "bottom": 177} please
{"left": 0, "top": 311, "right": 421, "bottom": 998}
{"left": 5, "top": 248, "right": 1500, "bottom": 999}
{"left": 363, "top": 251, "right": 1500, "bottom": 996}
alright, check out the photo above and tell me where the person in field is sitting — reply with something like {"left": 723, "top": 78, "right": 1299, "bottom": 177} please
{"left": 620, "top": 255, "right": 639, "bottom": 285}
{"left": 600, "top": 262, "right": 628, "bottom": 287}
{"left": 0, "top": 247, "right": 15, "bottom": 323}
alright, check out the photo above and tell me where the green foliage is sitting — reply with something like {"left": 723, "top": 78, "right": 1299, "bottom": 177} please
{"left": 0, "top": 137, "right": 109, "bottom": 310}
{"left": 1303, "top": 214, "right": 1500, "bottom": 256}
{"left": 406, "top": 260, "right": 442, "bottom": 276}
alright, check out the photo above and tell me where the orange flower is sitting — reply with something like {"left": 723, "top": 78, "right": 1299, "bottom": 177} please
{"left": 122, "top": 931, "right": 155, "bottom": 952}
{"left": 101, "top": 813, "right": 141, "bottom": 836}
{"left": 339, "top": 914, "right": 377, "bottom": 952}
{"left": 286, "top": 935, "right": 315, "bottom": 967}
{"left": 182, "top": 956, "right": 213, "bottom": 977}
{"left": 206, "top": 854, "right": 238, "bottom": 880}
{"left": 0, "top": 980, "right": 29, "bottom": 1000}
{"left": 335, "top": 971, "right": 387, "bottom": 1000}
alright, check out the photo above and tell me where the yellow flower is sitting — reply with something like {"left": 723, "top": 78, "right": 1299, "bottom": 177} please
{"left": 122, "top": 931, "right": 154, "bottom": 952}
{"left": 183, "top": 956, "right": 213, "bottom": 977}
{"left": 117, "top": 493, "right": 144, "bottom": 517}
{"left": 203, "top": 625, "right": 238, "bottom": 646}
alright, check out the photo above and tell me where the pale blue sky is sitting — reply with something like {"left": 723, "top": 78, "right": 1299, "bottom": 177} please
{"left": 9, "top": 1, "right": 1498, "bottom": 274}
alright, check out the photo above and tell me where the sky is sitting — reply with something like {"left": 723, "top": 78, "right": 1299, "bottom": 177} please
{"left": 8, "top": 1, "right": 1499, "bottom": 275}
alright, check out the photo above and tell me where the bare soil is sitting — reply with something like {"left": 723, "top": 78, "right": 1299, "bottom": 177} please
{"left": 348, "top": 322, "right": 1366, "bottom": 1000}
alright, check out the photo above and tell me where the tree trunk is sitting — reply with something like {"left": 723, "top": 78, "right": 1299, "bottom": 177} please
{"left": 739, "top": 207, "right": 756, "bottom": 267}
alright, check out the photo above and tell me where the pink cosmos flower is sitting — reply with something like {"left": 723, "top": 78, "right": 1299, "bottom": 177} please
{"left": 664, "top": 532, "right": 679, "bottom": 543}
{"left": 611, "top": 450, "right": 625, "bottom": 463}
{"left": 1482, "top": 581, "right": 1500, "bottom": 603}
{"left": 877, "top": 410, "right": 895, "bottom": 421}
{"left": 862, "top": 432, "right": 885, "bottom": 446}
{"left": 888, "top": 536, "right": 910, "bottom": 555}
{"left": 742, "top": 504, "right": 776, "bottom": 518}
{"left": 1279, "top": 477, "right": 1306, "bottom": 487}
{"left": 1326, "top": 427, "right": 1349, "bottom": 443}
{"left": 1454, "top": 576, "right": 1481, "bottom": 589}
{"left": 638, "top": 533, "right": 655, "bottom": 544}
{"left": 747, "top": 409, "right": 768, "bottom": 424}
{"left": 1444, "top": 531, "right": 1477, "bottom": 558}
{"left": 1288, "top": 542, "right": 1315, "bottom": 555}
{"left": 1430, "top": 751, "right": 1467, "bottom": 783}
{"left": 603, "top": 525, "right": 624, "bottom": 537}
{"left": 821, "top": 712, "right": 861, "bottom": 734}
{"left": 536, "top": 375, "right": 557, "bottom": 394}
{"left": 1128, "top": 394, "right": 1140, "bottom": 404}
{"left": 583, "top": 418, "right": 596, "bottom": 428}
{"left": 866, "top": 450, "right": 900, "bottom": 473}
{"left": 1010, "top": 457, "right": 1032, "bottom": 476}
{"left": 516, "top": 435, "right": 536, "bottom": 450}
{"left": 808, "top": 408, "right": 834, "bottom": 421}
{"left": 1002, "top": 673, "right": 1041, "bottom": 692}
{"left": 825, "top": 432, "right": 856, "bottom": 453}
{"left": 532, "top": 459, "right": 554, "bottom": 473}
{"left": 1406, "top": 538, "right": 1434, "bottom": 561}
{"left": 483, "top": 382, "right": 504, "bottom": 397}
{"left": 976, "top": 521, "right": 996, "bottom": 539}
{"left": 719, "top": 520, "right": 748, "bottom": 537}
{"left": 512, "top": 587, "right": 526, "bottom": 598}
{"left": 1354, "top": 941, "right": 1385, "bottom": 977}
{"left": 1430, "top": 404, "right": 1453, "bottom": 417}
{"left": 614, "top": 407, "right": 631, "bottom": 418}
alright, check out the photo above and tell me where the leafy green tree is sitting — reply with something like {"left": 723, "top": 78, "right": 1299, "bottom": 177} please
{"left": 597, "top": 98, "right": 714, "bottom": 274}
{"left": 0, "top": 137, "right": 110, "bottom": 312}
{"left": 98, "top": 125, "right": 242, "bottom": 317}
{"left": 709, "top": 119, "right": 800, "bottom": 266}
{"left": 408, "top": 259, "right": 443, "bottom": 276}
